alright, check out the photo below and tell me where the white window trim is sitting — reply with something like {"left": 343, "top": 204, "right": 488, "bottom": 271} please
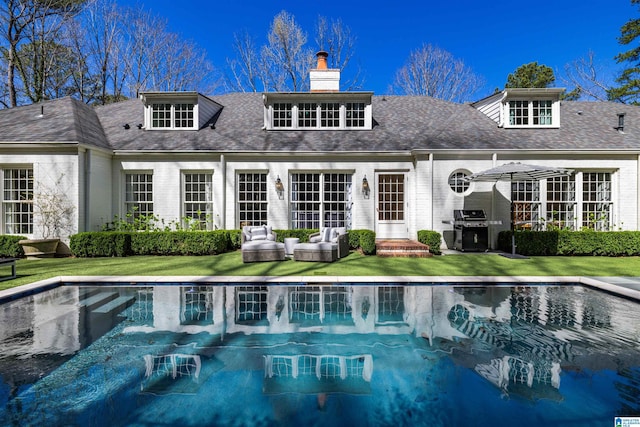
{"left": 145, "top": 100, "right": 199, "bottom": 130}
{"left": 502, "top": 98, "right": 560, "bottom": 129}
{"left": 266, "top": 100, "right": 372, "bottom": 130}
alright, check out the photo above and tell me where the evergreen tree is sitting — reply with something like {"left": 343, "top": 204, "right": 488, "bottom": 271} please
{"left": 505, "top": 62, "right": 555, "bottom": 88}
{"left": 608, "top": 0, "right": 640, "bottom": 104}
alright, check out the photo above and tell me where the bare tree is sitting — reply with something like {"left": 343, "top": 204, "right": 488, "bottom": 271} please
{"left": 392, "top": 43, "right": 484, "bottom": 102}
{"left": 260, "top": 10, "right": 314, "bottom": 92}
{"left": 226, "top": 11, "right": 363, "bottom": 93}
{"left": 226, "top": 29, "right": 261, "bottom": 92}
{"left": 559, "top": 51, "right": 613, "bottom": 101}
{"left": 315, "top": 16, "right": 362, "bottom": 90}
{"left": 0, "top": 0, "right": 83, "bottom": 107}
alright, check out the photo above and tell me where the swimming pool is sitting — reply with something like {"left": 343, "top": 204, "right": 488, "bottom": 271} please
{"left": 1, "top": 281, "right": 639, "bottom": 426}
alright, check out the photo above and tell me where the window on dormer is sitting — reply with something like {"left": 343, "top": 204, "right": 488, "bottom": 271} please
{"left": 298, "top": 103, "right": 317, "bottom": 127}
{"left": 175, "top": 103, "right": 194, "bottom": 128}
{"left": 273, "top": 103, "right": 292, "bottom": 128}
{"left": 266, "top": 94, "right": 372, "bottom": 130}
{"left": 346, "top": 103, "right": 365, "bottom": 128}
{"left": 150, "top": 102, "right": 195, "bottom": 129}
{"left": 508, "top": 99, "right": 555, "bottom": 127}
{"left": 321, "top": 103, "right": 340, "bottom": 127}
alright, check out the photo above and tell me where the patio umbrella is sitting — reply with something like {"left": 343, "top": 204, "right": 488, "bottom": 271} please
{"left": 464, "top": 162, "right": 573, "bottom": 258}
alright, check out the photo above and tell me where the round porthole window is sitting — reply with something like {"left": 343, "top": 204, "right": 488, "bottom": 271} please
{"left": 448, "top": 170, "right": 471, "bottom": 194}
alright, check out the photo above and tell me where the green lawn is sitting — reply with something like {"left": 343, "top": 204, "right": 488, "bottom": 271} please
{"left": 2, "top": 251, "right": 639, "bottom": 291}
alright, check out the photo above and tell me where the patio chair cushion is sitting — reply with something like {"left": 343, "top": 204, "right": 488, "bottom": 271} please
{"left": 243, "top": 225, "right": 275, "bottom": 242}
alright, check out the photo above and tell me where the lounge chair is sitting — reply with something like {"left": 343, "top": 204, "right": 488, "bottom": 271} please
{"left": 241, "top": 225, "right": 286, "bottom": 263}
{"left": 308, "top": 227, "right": 349, "bottom": 258}
{"left": 293, "top": 227, "right": 349, "bottom": 262}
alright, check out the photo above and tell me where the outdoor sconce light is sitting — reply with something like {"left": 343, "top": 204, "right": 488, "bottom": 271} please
{"left": 275, "top": 176, "right": 285, "bottom": 200}
{"left": 362, "top": 175, "right": 370, "bottom": 199}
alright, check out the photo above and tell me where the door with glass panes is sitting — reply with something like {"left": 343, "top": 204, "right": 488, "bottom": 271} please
{"left": 375, "top": 173, "right": 407, "bottom": 239}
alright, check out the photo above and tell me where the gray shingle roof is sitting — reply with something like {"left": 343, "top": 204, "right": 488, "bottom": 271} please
{"left": 0, "top": 97, "right": 109, "bottom": 149}
{"left": 2, "top": 93, "right": 639, "bottom": 153}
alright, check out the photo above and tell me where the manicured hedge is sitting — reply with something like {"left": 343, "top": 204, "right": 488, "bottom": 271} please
{"left": 70, "top": 228, "right": 378, "bottom": 257}
{"left": 0, "top": 235, "right": 26, "bottom": 258}
{"left": 417, "top": 230, "right": 442, "bottom": 255}
{"left": 498, "top": 230, "right": 640, "bottom": 256}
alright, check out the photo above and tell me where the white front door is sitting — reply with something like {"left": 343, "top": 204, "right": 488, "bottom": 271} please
{"left": 375, "top": 173, "right": 407, "bottom": 239}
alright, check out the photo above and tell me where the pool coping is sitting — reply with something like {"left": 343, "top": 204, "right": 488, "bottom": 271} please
{"left": 2, "top": 275, "right": 640, "bottom": 303}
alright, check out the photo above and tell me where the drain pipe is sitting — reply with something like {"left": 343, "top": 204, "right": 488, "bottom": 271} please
{"left": 220, "top": 154, "right": 226, "bottom": 229}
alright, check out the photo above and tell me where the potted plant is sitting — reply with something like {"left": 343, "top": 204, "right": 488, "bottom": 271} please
{"left": 19, "top": 174, "right": 75, "bottom": 259}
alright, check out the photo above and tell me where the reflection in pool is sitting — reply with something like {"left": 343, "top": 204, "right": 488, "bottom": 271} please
{"left": 1, "top": 283, "right": 639, "bottom": 426}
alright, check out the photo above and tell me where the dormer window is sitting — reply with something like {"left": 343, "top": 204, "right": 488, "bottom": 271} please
{"left": 150, "top": 102, "right": 195, "bottom": 129}
{"left": 264, "top": 93, "right": 373, "bottom": 130}
{"left": 141, "top": 92, "right": 223, "bottom": 131}
{"left": 508, "top": 99, "right": 554, "bottom": 126}
{"left": 502, "top": 88, "right": 563, "bottom": 128}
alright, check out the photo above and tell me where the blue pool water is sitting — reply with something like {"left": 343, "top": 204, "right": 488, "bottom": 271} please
{"left": 0, "top": 282, "right": 639, "bottom": 426}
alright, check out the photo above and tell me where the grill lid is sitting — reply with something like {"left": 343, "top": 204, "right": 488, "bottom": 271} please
{"left": 454, "top": 210, "right": 487, "bottom": 221}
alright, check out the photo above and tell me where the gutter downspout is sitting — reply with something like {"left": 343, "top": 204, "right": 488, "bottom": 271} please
{"left": 84, "top": 149, "right": 91, "bottom": 232}
{"left": 221, "top": 154, "right": 226, "bottom": 230}
{"left": 491, "top": 152, "right": 497, "bottom": 248}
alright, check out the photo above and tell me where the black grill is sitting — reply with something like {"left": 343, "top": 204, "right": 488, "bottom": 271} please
{"left": 453, "top": 210, "right": 488, "bottom": 252}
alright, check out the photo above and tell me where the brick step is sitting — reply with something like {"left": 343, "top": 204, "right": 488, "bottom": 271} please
{"left": 376, "top": 240, "right": 432, "bottom": 258}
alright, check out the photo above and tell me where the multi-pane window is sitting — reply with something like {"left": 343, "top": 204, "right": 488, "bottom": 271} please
{"left": 290, "top": 172, "right": 352, "bottom": 229}
{"left": 270, "top": 101, "right": 369, "bottom": 129}
{"left": 174, "top": 103, "right": 194, "bottom": 128}
{"left": 323, "top": 173, "right": 352, "bottom": 227}
{"left": 150, "top": 102, "right": 195, "bottom": 129}
{"left": 511, "top": 181, "right": 540, "bottom": 230}
{"left": 125, "top": 173, "right": 153, "bottom": 219}
{"left": 183, "top": 173, "right": 212, "bottom": 229}
{"left": 510, "top": 172, "right": 610, "bottom": 231}
{"left": 448, "top": 171, "right": 470, "bottom": 194}
{"left": 273, "top": 103, "right": 292, "bottom": 128}
{"left": 236, "top": 286, "right": 268, "bottom": 324}
{"left": 3, "top": 168, "right": 33, "bottom": 234}
{"left": 533, "top": 100, "right": 552, "bottom": 125}
{"left": 320, "top": 103, "right": 340, "bottom": 127}
{"left": 237, "top": 173, "right": 268, "bottom": 227}
{"left": 298, "top": 103, "right": 317, "bottom": 127}
{"left": 346, "top": 102, "right": 365, "bottom": 127}
{"left": 546, "top": 175, "right": 575, "bottom": 229}
{"left": 582, "top": 172, "right": 611, "bottom": 230}
{"left": 508, "top": 100, "right": 554, "bottom": 127}
{"left": 509, "top": 100, "right": 529, "bottom": 126}
{"left": 151, "top": 103, "right": 172, "bottom": 128}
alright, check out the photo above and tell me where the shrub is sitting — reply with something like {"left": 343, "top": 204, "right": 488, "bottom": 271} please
{"left": 417, "top": 230, "right": 442, "bottom": 255}
{"left": 497, "top": 230, "right": 640, "bottom": 256}
{"left": 275, "top": 228, "right": 317, "bottom": 243}
{"left": 131, "top": 231, "right": 231, "bottom": 255}
{"left": 0, "top": 235, "right": 26, "bottom": 258}
{"left": 71, "top": 232, "right": 132, "bottom": 257}
{"left": 353, "top": 229, "right": 376, "bottom": 255}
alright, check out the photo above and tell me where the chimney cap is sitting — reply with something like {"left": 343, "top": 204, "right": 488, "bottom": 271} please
{"left": 315, "top": 50, "right": 329, "bottom": 70}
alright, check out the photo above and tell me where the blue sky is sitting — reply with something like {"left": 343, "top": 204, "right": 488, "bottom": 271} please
{"left": 118, "top": 0, "right": 636, "bottom": 98}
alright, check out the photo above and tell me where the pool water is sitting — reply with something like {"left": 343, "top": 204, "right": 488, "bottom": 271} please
{"left": 1, "top": 283, "right": 639, "bottom": 426}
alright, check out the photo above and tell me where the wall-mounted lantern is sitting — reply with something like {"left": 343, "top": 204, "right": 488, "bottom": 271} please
{"left": 275, "top": 176, "right": 285, "bottom": 200}
{"left": 362, "top": 175, "right": 370, "bottom": 199}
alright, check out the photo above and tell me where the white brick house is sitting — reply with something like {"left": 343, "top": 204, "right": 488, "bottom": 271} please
{"left": 1, "top": 53, "right": 639, "bottom": 253}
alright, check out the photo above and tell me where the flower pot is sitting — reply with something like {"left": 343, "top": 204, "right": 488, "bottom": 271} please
{"left": 18, "top": 238, "right": 60, "bottom": 259}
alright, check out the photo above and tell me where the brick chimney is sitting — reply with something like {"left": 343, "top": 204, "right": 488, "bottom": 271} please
{"left": 310, "top": 50, "right": 340, "bottom": 92}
